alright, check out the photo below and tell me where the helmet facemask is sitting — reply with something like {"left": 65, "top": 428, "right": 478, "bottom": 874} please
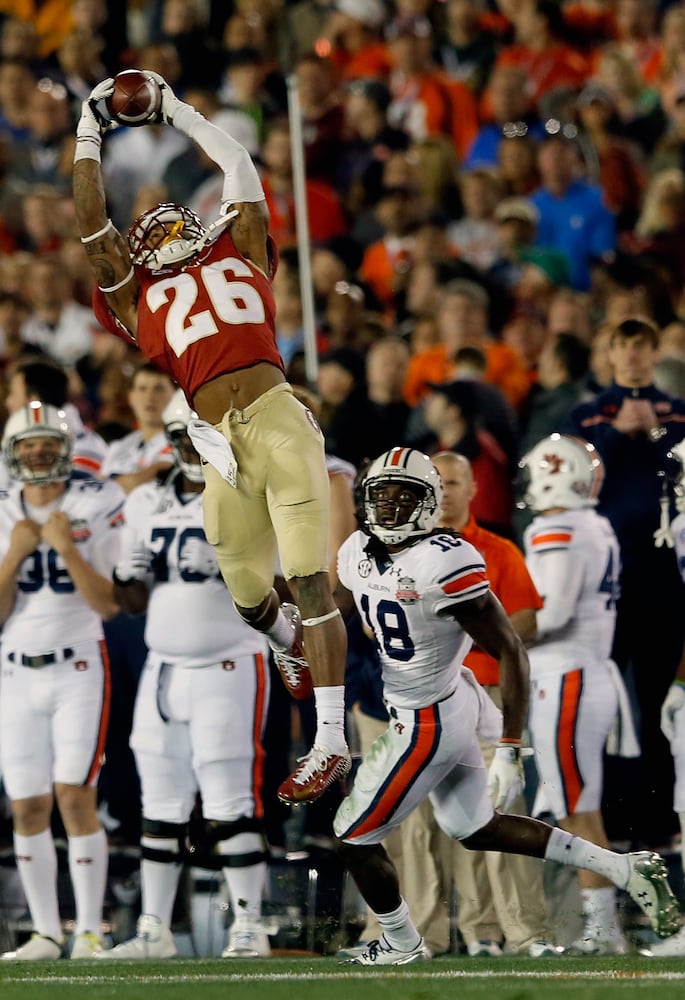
{"left": 166, "top": 426, "right": 204, "bottom": 483}
{"left": 362, "top": 448, "right": 442, "bottom": 546}
{"left": 3, "top": 403, "right": 72, "bottom": 484}
{"left": 128, "top": 203, "right": 207, "bottom": 270}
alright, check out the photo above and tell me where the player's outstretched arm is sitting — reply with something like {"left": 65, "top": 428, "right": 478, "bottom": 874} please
{"left": 72, "top": 80, "right": 140, "bottom": 335}
{"left": 147, "top": 70, "right": 269, "bottom": 274}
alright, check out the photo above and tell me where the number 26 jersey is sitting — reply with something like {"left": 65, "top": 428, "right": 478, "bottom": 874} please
{"left": 92, "top": 228, "right": 284, "bottom": 401}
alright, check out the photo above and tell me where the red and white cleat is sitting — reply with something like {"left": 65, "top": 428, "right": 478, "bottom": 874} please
{"left": 277, "top": 745, "right": 352, "bottom": 804}
{"left": 272, "top": 603, "right": 313, "bottom": 701}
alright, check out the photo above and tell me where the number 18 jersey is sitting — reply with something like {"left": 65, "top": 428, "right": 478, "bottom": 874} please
{"left": 337, "top": 529, "right": 490, "bottom": 710}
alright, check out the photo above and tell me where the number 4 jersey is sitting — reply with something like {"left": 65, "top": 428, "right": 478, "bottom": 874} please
{"left": 337, "top": 529, "right": 490, "bottom": 710}
{"left": 523, "top": 507, "right": 621, "bottom": 674}
{"left": 92, "top": 228, "right": 284, "bottom": 401}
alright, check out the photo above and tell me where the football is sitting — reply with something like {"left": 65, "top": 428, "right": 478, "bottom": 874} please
{"left": 106, "top": 69, "right": 161, "bottom": 126}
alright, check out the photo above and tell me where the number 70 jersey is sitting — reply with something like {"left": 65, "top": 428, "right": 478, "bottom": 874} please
{"left": 337, "top": 529, "right": 490, "bottom": 710}
{"left": 92, "top": 228, "right": 284, "bottom": 401}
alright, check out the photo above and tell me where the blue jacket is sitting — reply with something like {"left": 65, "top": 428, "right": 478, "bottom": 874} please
{"left": 530, "top": 180, "right": 616, "bottom": 290}
{"left": 566, "top": 382, "right": 685, "bottom": 569}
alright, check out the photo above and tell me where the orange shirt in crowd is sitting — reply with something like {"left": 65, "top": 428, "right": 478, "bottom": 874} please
{"left": 404, "top": 341, "right": 531, "bottom": 410}
{"left": 0, "top": 0, "right": 74, "bottom": 56}
{"left": 261, "top": 176, "right": 347, "bottom": 249}
{"left": 388, "top": 71, "right": 478, "bottom": 160}
{"left": 460, "top": 515, "right": 543, "bottom": 685}
{"left": 494, "top": 44, "right": 589, "bottom": 107}
{"left": 328, "top": 42, "right": 392, "bottom": 81}
{"left": 359, "top": 238, "right": 414, "bottom": 311}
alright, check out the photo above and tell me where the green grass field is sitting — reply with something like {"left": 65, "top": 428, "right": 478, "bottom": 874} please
{"left": 2, "top": 955, "right": 685, "bottom": 1000}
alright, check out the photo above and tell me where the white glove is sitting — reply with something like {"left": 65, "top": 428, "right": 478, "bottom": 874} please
{"left": 660, "top": 683, "right": 685, "bottom": 742}
{"left": 145, "top": 70, "right": 184, "bottom": 125}
{"left": 178, "top": 536, "right": 218, "bottom": 577}
{"left": 487, "top": 745, "right": 525, "bottom": 812}
{"left": 77, "top": 78, "right": 115, "bottom": 138}
{"left": 114, "top": 544, "right": 152, "bottom": 583}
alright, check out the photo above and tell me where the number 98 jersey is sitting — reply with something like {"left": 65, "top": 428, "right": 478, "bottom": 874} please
{"left": 337, "top": 529, "right": 490, "bottom": 710}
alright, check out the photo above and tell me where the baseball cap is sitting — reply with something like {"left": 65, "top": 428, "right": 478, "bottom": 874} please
{"left": 518, "top": 247, "right": 571, "bottom": 287}
{"left": 335, "top": 0, "right": 386, "bottom": 29}
{"left": 577, "top": 83, "right": 615, "bottom": 110}
{"left": 425, "top": 379, "right": 478, "bottom": 417}
{"left": 494, "top": 197, "right": 539, "bottom": 225}
{"left": 385, "top": 15, "right": 432, "bottom": 41}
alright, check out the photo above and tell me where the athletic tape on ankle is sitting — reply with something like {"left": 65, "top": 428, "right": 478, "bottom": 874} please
{"left": 301, "top": 608, "right": 341, "bottom": 627}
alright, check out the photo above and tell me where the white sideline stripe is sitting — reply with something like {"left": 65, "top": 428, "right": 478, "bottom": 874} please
{"left": 3, "top": 971, "right": 685, "bottom": 985}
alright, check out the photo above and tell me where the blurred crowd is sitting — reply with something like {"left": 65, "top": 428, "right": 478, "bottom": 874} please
{"left": 2, "top": 0, "right": 685, "bottom": 955}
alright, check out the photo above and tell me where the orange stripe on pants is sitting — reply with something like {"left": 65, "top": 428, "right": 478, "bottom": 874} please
{"left": 251, "top": 652, "right": 267, "bottom": 819}
{"left": 346, "top": 705, "right": 439, "bottom": 839}
{"left": 557, "top": 669, "right": 583, "bottom": 816}
{"left": 85, "top": 639, "right": 111, "bottom": 786}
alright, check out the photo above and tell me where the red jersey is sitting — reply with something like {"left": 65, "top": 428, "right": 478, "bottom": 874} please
{"left": 92, "top": 228, "right": 284, "bottom": 401}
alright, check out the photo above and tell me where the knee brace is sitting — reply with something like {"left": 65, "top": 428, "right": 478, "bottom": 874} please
{"left": 141, "top": 818, "right": 186, "bottom": 865}
{"left": 206, "top": 815, "right": 268, "bottom": 869}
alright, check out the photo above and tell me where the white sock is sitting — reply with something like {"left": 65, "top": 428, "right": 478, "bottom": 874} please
{"left": 219, "top": 833, "right": 266, "bottom": 921}
{"left": 140, "top": 836, "right": 182, "bottom": 927}
{"left": 14, "top": 829, "right": 62, "bottom": 940}
{"left": 545, "top": 828, "right": 630, "bottom": 887}
{"left": 314, "top": 686, "right": 347, "bottom": 752}
{"left": 581, "top": 886, "right": 620, "bottom": 935}
{"left": 373, "top": 898, "right": 421, "bottom": 952}
{"left": 68, "top": 829, "right": 108, "bottom": 935}
{"left": 267, "top": 608, "right": 295, "bottom": 652}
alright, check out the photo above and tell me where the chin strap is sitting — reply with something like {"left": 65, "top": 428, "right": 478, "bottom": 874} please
{"left": 151, "top": 208, "right": 239, "bottom": 268}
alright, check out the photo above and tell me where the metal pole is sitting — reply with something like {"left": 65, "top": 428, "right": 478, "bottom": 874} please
{"left": 286, "top": 73, "right": 318, "bottom": 387}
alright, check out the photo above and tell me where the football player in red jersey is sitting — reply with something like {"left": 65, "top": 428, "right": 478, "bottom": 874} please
{"left": 71, "top": 77, "right": 351, "bottom": 804}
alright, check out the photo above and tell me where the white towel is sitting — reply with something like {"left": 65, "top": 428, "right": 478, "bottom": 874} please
{"left": 459, "top": 665, "right": 503, "bottom": 744}
{"left": 604, "top": 658, "right": 641, "bottom": 758}
{"left": 187, "top": 418, "right": 238, "bottom": 488}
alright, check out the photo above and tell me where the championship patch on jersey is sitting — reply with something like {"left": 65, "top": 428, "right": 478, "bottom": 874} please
{"left": 109, "top": 510, "right": 125, "bottom": 528}
{"left": 71, "top": 519, "right": 91, "bottom": 542}
{"left": 396, "top": 575, "right": 419, "bottom": 604}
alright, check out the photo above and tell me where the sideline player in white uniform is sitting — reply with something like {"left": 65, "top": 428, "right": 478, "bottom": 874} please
{"left": 99, "top": 362, "right": 174, "bottom": 493}
{"left": 0, "top": 402, "right": 123, "bottom": 961}
{"left": 332, "top": 446, "right": 681, "bottom": 965}
{"left": 520, "top": 434, "right": 638, "bottom": 955}
{"left": 97, "top": 390, "right": 272, "bottom": 960}
{"left": 0, "top": 359, "right": 108, "bottom": 487}
{"left": 648, "top": 438, "right": 685, "bottom": 956}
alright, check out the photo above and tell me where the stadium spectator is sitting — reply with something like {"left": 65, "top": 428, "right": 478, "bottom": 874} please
{"left": 530, "top": 131, "right": 616, "bottom": 292}
{"left": 567, "top": 317, "right": 685, "bottom": 849}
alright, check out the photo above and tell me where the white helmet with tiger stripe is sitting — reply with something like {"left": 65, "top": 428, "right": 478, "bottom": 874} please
{"left": 518, "top": 433, "right": 604, "bottom": 512}
{"left": 363, "top": 447, "right": 443, "bottom": 545}
{"left": 2, "top": 401, "right": 72, "bottom": 483}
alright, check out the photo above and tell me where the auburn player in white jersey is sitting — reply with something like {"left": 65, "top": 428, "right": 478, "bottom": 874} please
{"left": 331, "top": 446, "right": 681, "bottom": 966}
{"left": 520, "top": 434, "right": 641, "bottom": 955}
{"left": 0, "top": 359, "right": 108, "bottom": 487}
{"left": 97, "top": 390, "right": 271, "bottom": 961}
{"left": 0, "top": 403, "right": 123, "bottom": 961}
{"left": 649, "top": 439, "right": 685, "bottom": 956}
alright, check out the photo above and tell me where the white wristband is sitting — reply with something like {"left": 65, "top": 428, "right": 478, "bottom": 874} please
{"left": 74, "top": 135, "right": 102, "bottom": 163}
{"left": 81, "top": 219, "right": 113, "bottom": 244}
{"left": 99, "top": 266, "right": 134, "bottom": 293}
